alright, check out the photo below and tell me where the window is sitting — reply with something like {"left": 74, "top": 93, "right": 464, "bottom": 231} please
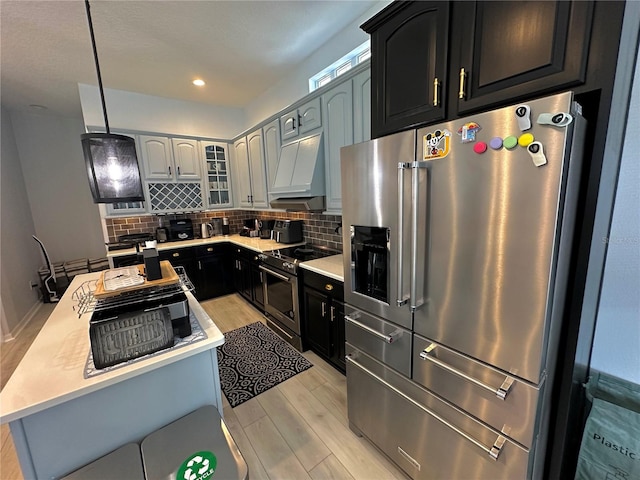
{"left": 309, "top": 40, "right": 370, "bottom": 92}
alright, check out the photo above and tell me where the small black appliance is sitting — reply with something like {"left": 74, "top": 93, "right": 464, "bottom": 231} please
{"left": 169, "top": 219, "right": 194, "bottom": 241}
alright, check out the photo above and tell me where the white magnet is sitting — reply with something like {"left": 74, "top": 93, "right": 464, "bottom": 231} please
{"left": 527, "top": 141, "right": 547, "bottom": 167}
{"left": 515, "top": 105, "right": 531, "bottom": 131}
{"left": 536, "top": 112, "right": 573, "bottom": 127}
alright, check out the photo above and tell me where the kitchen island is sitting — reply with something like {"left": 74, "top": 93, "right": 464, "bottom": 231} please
{"left": 0, "top": 272, "right": 225, "bottom": 479}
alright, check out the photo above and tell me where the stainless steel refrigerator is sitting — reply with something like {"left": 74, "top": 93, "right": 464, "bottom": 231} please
{"left": 340, "top": 91, "right": 586, "bottom": 479}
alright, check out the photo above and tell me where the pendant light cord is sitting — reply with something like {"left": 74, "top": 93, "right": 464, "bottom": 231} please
{"left": 85, "top": 0, "right": 110, "bottom": 134}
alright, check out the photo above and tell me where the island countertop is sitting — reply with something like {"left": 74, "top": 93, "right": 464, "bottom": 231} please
{"left": 0, "top": 272, "right": 225, "bottom": 424}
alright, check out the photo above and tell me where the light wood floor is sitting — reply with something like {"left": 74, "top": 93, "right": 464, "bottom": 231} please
{"left": 1, "top": 295, "right": 408, "bottom": 480}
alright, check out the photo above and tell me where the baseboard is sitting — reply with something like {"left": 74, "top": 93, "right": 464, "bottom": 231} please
{"left": 1, "top": 301, "right": 42, "bottom": 343}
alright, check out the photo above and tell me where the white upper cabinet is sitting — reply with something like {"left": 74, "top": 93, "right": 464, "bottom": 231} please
{"left": 140, "top": 135, "right": 173, "bottom": 179}
{"left": 202, "top": 141, "right": 232, "bottom": 208}
{"left": 322, "top": 80, "right": 354, "bottom": 213}
{"left": 139, "top": 135, "right": 201, "bottom": 180}
{"left": 247, "top": 129, "right": 269, "bottom": 208}
{"left": 232, "top": 131, "right": 269, "bottom": 209}
{"left": 171, "top": 138, "right": 202, "bottom": 179}
{"left": 280, "top": 97, "right": 322, "bottom": 142}
{"left": 232, "top": 137, "right": 252, "bottom": 208}
{"left": 353, "top": 69, "right": 372, "bottom": 144}
{"left": 262, "top": 118, "right": 281, "bottom": 191}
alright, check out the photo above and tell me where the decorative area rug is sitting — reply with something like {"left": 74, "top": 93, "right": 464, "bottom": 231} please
{"left": 84, "top": 311, "right": 207, "bottom": 378}
{"left": 217, "top": 322, "right": 313, "bottom": 407}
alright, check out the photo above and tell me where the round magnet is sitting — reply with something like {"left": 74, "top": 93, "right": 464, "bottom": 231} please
{"left": 518, "top": 133, "right": 535, "bottom": 147}
{"left": 473, "top": 141, "right": 487, "bottom": 154}
{"left": 503, "top": 136, "right": 518, "bottom": 150}
{"left": 489, "top": 137, "right": 503, "bottom": 150}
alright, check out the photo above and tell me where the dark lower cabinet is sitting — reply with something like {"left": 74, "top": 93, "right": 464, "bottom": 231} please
{"left": 302, "top": 270, "right": 345, "bottom": 373}
{"left": 194, "top": 244, "right": 233, "bottom": 301}
{"left": 158, "top": 247, "right": 198, "bottom": 291}
{"left": 232, "top": 246, "right": 264, "bottom": 310}
{"left": 158, "top": 244, "right": 232, "bottom": 301}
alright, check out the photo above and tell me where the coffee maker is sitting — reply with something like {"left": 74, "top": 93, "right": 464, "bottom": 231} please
{"left": 260, "top": 220, "right": 275, "bottom": 239}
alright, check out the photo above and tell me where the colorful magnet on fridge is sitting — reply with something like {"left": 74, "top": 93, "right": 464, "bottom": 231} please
{"left": 536, "top": 112, "right": 573, "bottom": 127}
{"left": 515, "top": 105, "right": 531, "bottom": 131}
{"left": 527, "top": 141, "right": 547, "bottom": 167}
{"left": 503, "top": 136, "right": 518, "bottom": 150}
{"left": 473, "top": 141, "right": 487, "bottom": 154}
{"left": 457, "top": 122, "right": 482, "bottom": 143}
{"left": 489, "top": 137, "right": 503, "bottom": 150}
{"left": 518, "top": 133, "right": 535, "bottom": 147}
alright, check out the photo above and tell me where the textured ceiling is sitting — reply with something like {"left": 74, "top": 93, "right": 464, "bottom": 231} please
{"left": 0, "top": 0, "right": 380, "bottom": 118}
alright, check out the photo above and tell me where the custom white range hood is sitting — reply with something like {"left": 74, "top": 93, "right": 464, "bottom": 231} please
{"left": 269, "top": 132, "right": 325, "bottom": 212}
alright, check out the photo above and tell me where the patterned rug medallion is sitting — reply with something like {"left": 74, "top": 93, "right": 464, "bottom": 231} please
{"left": 217, "top": 322, "right": 313, "bottom": 407}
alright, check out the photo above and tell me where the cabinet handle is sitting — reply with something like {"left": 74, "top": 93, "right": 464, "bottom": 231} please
{"left": 247, "top": 195, "right": 250, "bottom": 203}
{"left": 330, "top": 306, "right": 335, "bottom": 322}
{"left": 172, "top": 253, "right": 180, "bottom": 257}
{"left": 433, "top": 77, "right": 440, "bottom": 107}
{"left": 198, "top": 260, "right": 202, "bottom": 270}
{"left": 297, "top": 114, "right": 302, "bottom": 128}
{"left": 259, "top": 272, "right": 263, "bottom": 283}
{"left": 177, "top": 165, "right": 181, "bottom": 176}
{"left": 321, "top": 301, "right": 326, "bottom": 317}
{"left": 207, "top": 247, "right": 213, "bottom": 252}
{"left": 458, "top": 68, "right": 467, "bottom": 100}
{"left": 292, "top": 116, "right": 297, "bottom": 130}
{"left": 168, "top": 165, "right": 172, "bottom": 176}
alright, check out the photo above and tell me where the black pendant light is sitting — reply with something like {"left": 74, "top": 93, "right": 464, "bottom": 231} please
{"left": 81, "top": 0, "right": 144, "bottom": 203}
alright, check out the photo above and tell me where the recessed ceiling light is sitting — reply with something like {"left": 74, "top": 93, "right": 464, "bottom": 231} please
{"left": 192, "top": 79, "right": 205, "bottom": 87}
{"left": 29, "top": 104, "right": 48, "bottom": 110}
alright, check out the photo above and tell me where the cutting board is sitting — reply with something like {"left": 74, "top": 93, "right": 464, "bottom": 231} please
{"left": 93, "top": 261, "right": 180, "bottom": 299}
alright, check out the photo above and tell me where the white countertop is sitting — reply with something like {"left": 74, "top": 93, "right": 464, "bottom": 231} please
{"left": 107, "top": 234, "right": 305, "bottom": 257}
{"left": 300, "top": 254, "right": 344, "bottom": 282}
{"left": 0, "top": 272, "right": 225, "bottom": 424}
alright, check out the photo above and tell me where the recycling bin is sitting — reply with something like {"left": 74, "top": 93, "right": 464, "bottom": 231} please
{"left": 141, "top": 405, "right": 249, "bottom": 480}
{"left": 61, "top": 443, "right": 145, "bottom": 480}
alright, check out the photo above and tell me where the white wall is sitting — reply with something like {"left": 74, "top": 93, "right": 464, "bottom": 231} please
{"left": 78, "top": 84, "right": 245, "bottom": 139}
{"left": 243, "top": 1, "right": 391, "bottom": 130}
{"left": 10, "top": 110, "right": 106, "bottom": 263}
{"left": 1, "top": 106, "right": 42, "bottom": 336}
{"left": 590, "top": 50, "right": 640, "bottom": 383}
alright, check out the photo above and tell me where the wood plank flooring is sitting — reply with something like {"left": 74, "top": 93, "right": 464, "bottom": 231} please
{"left": 0, "top": 294, "right": 408, "bottom": 480}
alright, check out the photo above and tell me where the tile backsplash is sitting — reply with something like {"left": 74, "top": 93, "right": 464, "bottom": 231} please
{"left": 105, "top": 210, "right": 343, "bottom": 251}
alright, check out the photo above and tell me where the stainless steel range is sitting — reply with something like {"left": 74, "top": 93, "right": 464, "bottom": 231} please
{"left": 258, "top": 245, "right": 339, "bottom": 351}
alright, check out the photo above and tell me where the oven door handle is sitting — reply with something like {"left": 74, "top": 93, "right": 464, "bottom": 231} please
{"left": 259, "top": 265, "right": 290, "bottom": 282}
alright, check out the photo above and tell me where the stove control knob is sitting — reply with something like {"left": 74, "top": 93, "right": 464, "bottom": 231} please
{"left": 283, "top": 262, "right": 293, "bottom": 270}
{"left": 258, "top": 254, "right": 268, "bottom": 261}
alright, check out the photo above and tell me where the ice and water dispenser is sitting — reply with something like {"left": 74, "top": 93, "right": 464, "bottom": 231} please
{"left": 351, "top": 226, "right": 389, "bottom": 303}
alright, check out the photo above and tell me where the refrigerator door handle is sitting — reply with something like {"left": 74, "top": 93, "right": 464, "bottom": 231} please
{"left": 346, "top": 354, "right": 506, "bottom": 461}
{"left": 419, "top": 343, "right": 515, "bottom": 400}
{"left": 396, "top": 162, "right": 411, "bottom": 307}
{"left": 410, "top": 162, "right": 429, "bottom": 312}
{"left": 345, "top": 315, "right": 402, "bottom": 344}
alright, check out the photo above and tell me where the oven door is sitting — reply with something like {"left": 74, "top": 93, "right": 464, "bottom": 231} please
{"left": 260, "top": 265, "right": 299, "bottom": 335}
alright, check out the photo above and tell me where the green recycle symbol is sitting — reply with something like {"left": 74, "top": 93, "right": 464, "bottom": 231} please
{"left": 179, "top": 451, "right": 217, "bottom": 480}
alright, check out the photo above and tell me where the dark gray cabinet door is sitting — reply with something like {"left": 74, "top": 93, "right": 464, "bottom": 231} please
{"left": 363, "top": 1, "right": 449, "bottom": 138}
{"left": 449, "top": 1, "right": 594, "bottom": 115}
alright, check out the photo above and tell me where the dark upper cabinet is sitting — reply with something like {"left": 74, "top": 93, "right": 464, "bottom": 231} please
{"left": 450, "top": 1, "right": 594, "bottom": 115}
{"left": 362, "top": 1, "right": 449, "bottom": 138}
{"left": 363, "top": 0, "right": 596, "bottom": 137}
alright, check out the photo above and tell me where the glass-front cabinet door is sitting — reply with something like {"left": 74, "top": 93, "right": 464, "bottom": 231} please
{"left": 202, "top": 141, "right": 232, "bottom": 208}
